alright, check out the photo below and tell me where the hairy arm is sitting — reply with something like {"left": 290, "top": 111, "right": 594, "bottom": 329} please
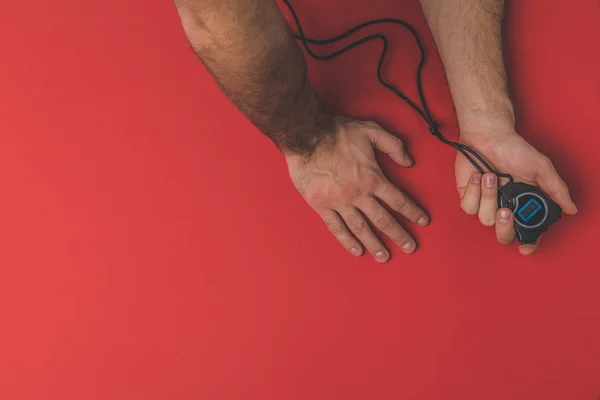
{"left": 174, "top": 0, "right": 430, "bottom": 262}
{"left": 419, "top": 0, "right": 514, "bottom": 132}
{"left": 174, "top": 0, "right": 335, "bottom": 155}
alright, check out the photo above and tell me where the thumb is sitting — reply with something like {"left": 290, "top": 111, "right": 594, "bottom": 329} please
{"left": 366, "top": 127, "right": 414, "bottom": 167}
{"left": 537, "top": 159, "right": 578, "bottom": 215}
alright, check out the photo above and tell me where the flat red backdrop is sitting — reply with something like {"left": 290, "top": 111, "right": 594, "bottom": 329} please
{"left": 1, "top": 0, "right": 599, "bottom": 399}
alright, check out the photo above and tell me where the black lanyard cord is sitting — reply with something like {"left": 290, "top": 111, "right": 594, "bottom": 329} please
{"left": 282, "top": 0, "right": 514, "bottom": 182}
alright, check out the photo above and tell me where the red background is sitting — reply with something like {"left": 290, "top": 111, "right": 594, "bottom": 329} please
{"left": 1, "top": 0, "right": 599, "bottom": 398}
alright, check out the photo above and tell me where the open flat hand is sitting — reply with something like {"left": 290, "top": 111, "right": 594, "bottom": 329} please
{"left": 285, "top": 118, "right": 430, "bottom": 263}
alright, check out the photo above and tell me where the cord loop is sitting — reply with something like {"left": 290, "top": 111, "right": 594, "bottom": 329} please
{"left": 282, "top": 0, "right": 514, "bottom": 182}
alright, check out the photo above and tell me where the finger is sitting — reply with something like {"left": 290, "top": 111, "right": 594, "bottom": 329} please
{"left": 374, "top": 180, "right": 429, "bottom": 226}
{"left": 519, "top": 242, "right": 539, "bottom": 256}
{"left": 356, "top": 197, "right": 417, "bottom": 254}
{"left": 537, "top": 159, "right": 578, "bottom": 215}
{"left": 319, "top": 209, "right": 363, "bottom": 257}
{"left": 518, "top": 234, "right": 541, "bottom": 256}
{"left": 340, "top": 207, "right": 390, "bottom": 263}
{"left": 365, "top": 127, "right": 414, "bottom": 167}
{"left": 460, "top": 173, "right": 482, "bottom": 215}
{"left": 478, "top": 173, "right": 499, "bottom": 226}
{"left": 496, "top": 208, "right": 516, "bottom": 245}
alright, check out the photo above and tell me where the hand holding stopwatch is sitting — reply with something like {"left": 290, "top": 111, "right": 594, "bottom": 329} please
{"left": 498, "top": 182, "right": 561, "bottom": 244}
{"left": 282, "top": 0, "right": 564, "bottom": 245}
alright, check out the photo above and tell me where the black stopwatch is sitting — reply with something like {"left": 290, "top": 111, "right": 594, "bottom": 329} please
{"left": 498, "top": 182, "right": 562, "bottom": 244}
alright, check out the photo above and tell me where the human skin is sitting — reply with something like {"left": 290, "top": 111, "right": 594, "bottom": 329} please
{"left": 174, "top": 0, "right": 576, "bottom": 262}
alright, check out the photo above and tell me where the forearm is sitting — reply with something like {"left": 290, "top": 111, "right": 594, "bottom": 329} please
{"left": 174, "top": 0, "right": 335, "bottom": 155}
{"left": 419, "top": 0, "right": 515, "bottom": 133}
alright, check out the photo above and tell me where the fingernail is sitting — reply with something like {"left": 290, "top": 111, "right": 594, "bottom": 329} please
{"left": 375, "top": 250, "right": 388, "bottom": 262}
{"left": 472, "top": 173, "right": 482, "bottom": 184}
{"left": 350, "top": 247, "right": 361, "bottom": 256}
{"left": 405, "top": 154, "right": 414, "bottom": 165}
{"left": 484, "top": 174, "right": 496, "bottom": 188}
{"left": 499, "top": 209, "right": 511, "bottom": 223}
{"left": 417, "top": 216, "right": 429, "bottom": 226}
{"left": 401, "top": 241, "right": 416, "bottom": 253}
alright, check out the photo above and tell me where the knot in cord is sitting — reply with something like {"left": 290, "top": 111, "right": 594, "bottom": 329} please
{"left": 428, "top": 123, "right": 439, "bottom": 135}
{"left": 282, "top": 0, "right": 514, "bottom": 183}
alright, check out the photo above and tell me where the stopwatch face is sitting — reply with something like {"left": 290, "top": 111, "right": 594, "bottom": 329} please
{"left": 511, "top": 192, "right": 549, "bottom": 230}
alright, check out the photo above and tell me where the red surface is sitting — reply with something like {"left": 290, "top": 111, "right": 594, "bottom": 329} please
{"left": 1, "top": 0, "right": 599, "bottom": 398}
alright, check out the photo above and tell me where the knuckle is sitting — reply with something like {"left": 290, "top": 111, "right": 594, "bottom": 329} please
{"left": 392, "top": 194, "right": 408, "bottom": 211}
{"left": 375, "top": 215, "right": 394, "bottom": 230}
{"left": 359, "top": 171, "right": 383, "bottom": 193}
{"left": 349, "top": 218, "right": 367, "bottom": 233}
{"left": 340, "top": 182, "right": 363, "bottom": 202}
{"left": 390, "top": 136, "right": 404, "bottom": 151}
{"left": 541, "top": 156, "right": 554, "bottom": 170}
{"left": 325, "top": 219, "right": 344, "bottom": 237}
{"left": 367, "top": 169, "right": 384, "bottom": 185}
{"left": 306, "top": 191, "right": 326, "bottom": 208}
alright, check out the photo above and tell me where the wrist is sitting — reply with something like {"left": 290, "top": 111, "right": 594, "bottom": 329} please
{"left": 457, "top": 99, "right": 516, "bottom": 142}
{"left": 281, "top": 117, "right": 339, "bottom": 159}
